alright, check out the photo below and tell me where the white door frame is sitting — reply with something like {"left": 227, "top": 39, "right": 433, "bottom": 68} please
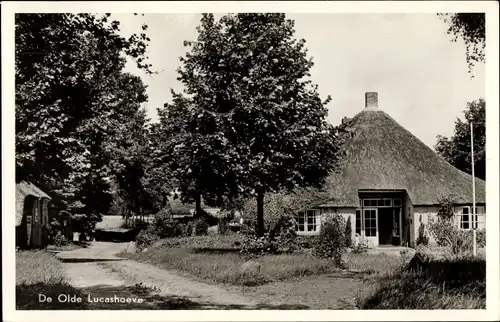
{"left": 363, "top": 208, "right": 378, "bottom": 247}
{"left": 391, "top": 208, "right": 403, "bottom": 246}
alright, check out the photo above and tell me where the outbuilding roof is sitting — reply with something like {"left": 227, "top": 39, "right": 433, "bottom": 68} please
{"left": 15, "top": 181, "right": 51, "bottom": 226}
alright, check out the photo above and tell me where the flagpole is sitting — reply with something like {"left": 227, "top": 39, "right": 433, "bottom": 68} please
{"left": 471, "top": 121, "right": 477, "bottom": 257}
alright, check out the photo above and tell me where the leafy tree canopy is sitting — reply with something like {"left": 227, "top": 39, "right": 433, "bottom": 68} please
{"left": 435, "top": 98, "right": 485, "bottom": 180}
{"left": 156, "top": 13, "right": 340, "bottom": 235}
{"left": 16, "top": 13, "right": 153, "bottom": 228}
{"left": 439, "top": 13, "right": 485, "bottom": 74}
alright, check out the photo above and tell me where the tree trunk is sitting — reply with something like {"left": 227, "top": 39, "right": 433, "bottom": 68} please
{"left": 162, "top": 193, "right": 169, "bottom": 209}
{"left": 257, "top": 191, "right": 265, "bottom": 237}
{"left": 195, "top": 193, "right": 202, "bottom": 218}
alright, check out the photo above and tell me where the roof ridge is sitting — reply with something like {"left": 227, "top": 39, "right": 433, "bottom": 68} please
{"left": 327, "top": 108, "right": 485, "bottom": 206}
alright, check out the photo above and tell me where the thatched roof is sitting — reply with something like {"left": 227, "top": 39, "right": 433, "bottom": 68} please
{"left": 323, "top": 104, "right": 486, "bottom": 207}
{"left": 15, "top": 181, "right": 51, "bottom": 226}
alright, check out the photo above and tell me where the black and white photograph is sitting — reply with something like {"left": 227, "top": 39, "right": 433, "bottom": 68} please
{"left": 2, "top": 1, "right": 499, "bottom": 321}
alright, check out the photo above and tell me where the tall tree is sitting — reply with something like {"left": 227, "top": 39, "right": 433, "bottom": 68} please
{"left": 168, "top": 13, "right": 339, "bottom": 235}
{"left": 15, "top": 13, "right": 153, "bottom": 229}
{"left": 144, "top": 122, "right": 177, "bottom": 211}
{"left": 152, "top": 90, "right": 231, "bottom": 215}
{"left": 108, "top": 105, "right": 153, "bottom": 222}
{"left": 439, "top": 13, "right": 485, "bottom": 74}
{"left": 435, "top": 99, "right": 485, "bottom": 180}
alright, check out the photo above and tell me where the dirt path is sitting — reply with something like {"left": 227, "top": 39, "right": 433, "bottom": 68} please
{"left": 59, "top": 242, "right": 263, "bottom": 309}
{"left": 101, "top": 260, "right": 260, "bottom": 308}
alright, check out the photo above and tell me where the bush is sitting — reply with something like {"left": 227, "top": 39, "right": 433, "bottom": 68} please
{"left": 218, "top": 216, "right": 230, "bottom": 235}
{"left": 428, "top": 218, "right": 455, "bottom": 247}
{"left": 153, "top": 208, "right": 188, "bottom": 238}
{"left": 240, "top": 234, "right": 276, "bottom": 257}
{"left": 156, "top": 218, "right": 181, "bottom": 238}
{"left": 239, "top": 214, "right": 299, "bottom": 257}
{"left": 175, "top": 222, "right": 187, "bottom": 237}
{"left": 240, "top": 218, "right": 256, "bottom": 235}
{"left": 136, "top": 227, "right": 160, "bottom": 250}
{"left": 345, "top": 216, "right": 352, "bottom": 248}
{"left": 297, "top": 235, "right": 318, "bottom": 249}
{"left": 185, "top": 221, "right": 195, "bottom": 237}
{"left": 53, "top": 231, "right": 68, "bottom": 247}
{"left": 476, "top": 229, "right": 486, "bottom": 247}
{"left": 47, "top": 219, "right": 62, "bottom": 244}
{"left": 268, "top": 214, "right": 298, "bottom": 254}
{"left": 47, "top": 210, "right": 73, "bottom": 244}
{"left": 193, "top": 219, "right": 209, "bottom": 236}
{"left": 313, "top": 213, "right": 347, "bottom": 267}
{"left": 416, "top": 222, "right": 429, "bottom": 246}
{"left": 428, "top": 218, "right": 484, "bottom": 254}
{"left": 151, "top": 235, "right": 245, "bottom": 250}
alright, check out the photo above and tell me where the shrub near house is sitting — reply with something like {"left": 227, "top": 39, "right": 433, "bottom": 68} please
{"left": 313, "top": 213, "right": 347, "bottom": 267}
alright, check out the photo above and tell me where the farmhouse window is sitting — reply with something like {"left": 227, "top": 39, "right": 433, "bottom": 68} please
{"left": 362, "top": 198, "right": 392, "bottom": 208}
{"left": 297, "top": 209, "right": 319, "bottom": 233}
{"left": 459, "top": 207, "right": 470, "bottom": 229}
{"left": 355, "top": 209, "right": 361, "bottom": 235}
{"left": 364, "top": 209, "right": 377, "bottom": 237}
{"left": 459, "top": 206, "right": 485, "bottom": 230}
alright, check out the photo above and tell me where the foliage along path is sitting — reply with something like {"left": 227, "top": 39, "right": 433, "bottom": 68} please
{"left": 58, "top": 242, "right": 281, "bottom": 309}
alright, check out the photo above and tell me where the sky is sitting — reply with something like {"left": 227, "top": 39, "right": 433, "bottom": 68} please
{"left": 114, "top": 13, "right": 485, "bottom": 149}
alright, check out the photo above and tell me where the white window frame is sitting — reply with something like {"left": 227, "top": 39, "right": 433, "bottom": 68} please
{"left": 355, "top": 209, "right": 362, "bottom": 236}
{"left": 363, "top": 208, "right": 378, "bottom": 237}
{"left": 458, "top": 206, "right": 485, "bottom": 230}
{"left": 296, "top": 209, "right": 320, "bottom": 234}
{"left": 362, "top": 198, "right": 392, "bottom": 208}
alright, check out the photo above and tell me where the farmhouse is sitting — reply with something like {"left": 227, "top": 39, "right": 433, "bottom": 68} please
{"left": 15, "top": 180, "right": 51, "bottom": 249}
{"left": 297, "top": 92, "right": 486, "bottom": 247}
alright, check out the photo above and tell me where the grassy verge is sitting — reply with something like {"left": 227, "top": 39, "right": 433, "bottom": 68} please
{"left": 357, "top": 255, "right": 486, "bottom": 309}
{"left": 348, "top": 252, "right": 408, "bottom": 277}
{"left": 16, "top": 250, "right": 87, "bottom": 309}
{"left": 120, "top": 237, "right": 405, "bottom": 287}
{"left": 120, "top": 246, "right": 340, "bottom": 286}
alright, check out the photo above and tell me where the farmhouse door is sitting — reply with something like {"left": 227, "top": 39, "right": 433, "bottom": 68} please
{"left": 363, "top": 208, "right": 378, "bottom": 247}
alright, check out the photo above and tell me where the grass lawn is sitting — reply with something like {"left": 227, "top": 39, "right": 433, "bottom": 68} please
{"left": 16, "top": 250, "right": 88, "bottom": 309}
{"left": 46, "top": 242, "right": 87, "bottom": 252}
{"left": 120, "top": 247, "right": 342, "bottom": 286}
{"left": 121, "top": 235, "right": 407, "bottom": 285}
{"left": 348, "top": 251, "right": 409, "bottom": 276}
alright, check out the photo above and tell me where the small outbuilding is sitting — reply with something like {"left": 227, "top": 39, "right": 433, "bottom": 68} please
{"left": 16, "top": 181, "right": 52, "bottom": 249}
